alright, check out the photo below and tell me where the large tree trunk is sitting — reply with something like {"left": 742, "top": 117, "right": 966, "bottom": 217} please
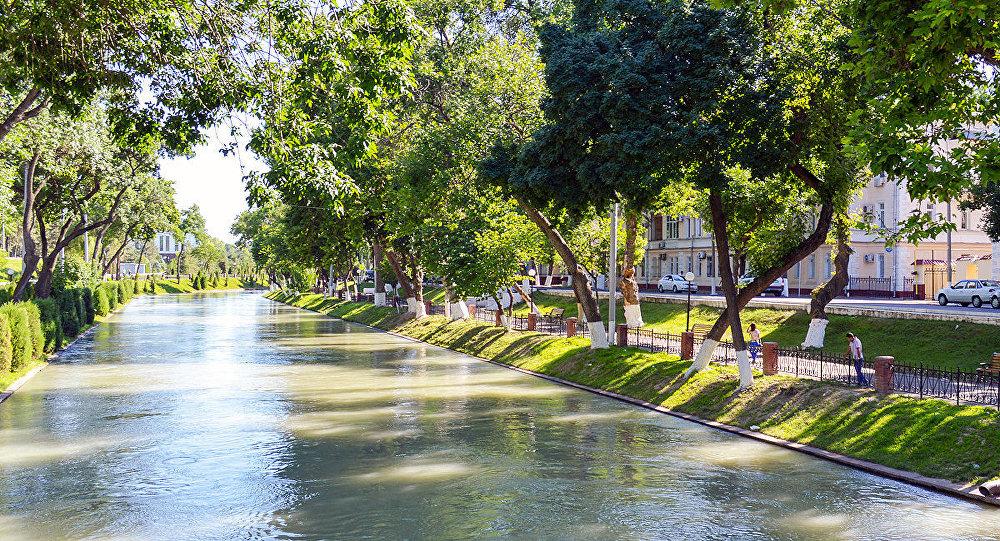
{"left": 136, "top": 238, "right": 148, "bottom": 278}
{"left": 512, "top": 281, "right": 538, "bottom": 315}
{"left": 517, "top": 196, "right": 607, "bottom": 348}
{"left": 13, "top": 154, "right": 41, "bottom": 301}
{"left": 176, "top": 243, "right": 184, "bottom": 284}
{"left": 620, "top": 210, "right": 643, "bottom": 328}
{"left": 686, "top": 191, "right": 753, "bottom": 388}
{"left": 33, "top": 252, "right": 61, "bottom": 299}
{"left": 102, "top": 225, "right": 138, "bottom": 276}
{"left": 803, "top": 217, "right": 852, "bottom": 348}
{"left": 386, "top": 248, "right": 424, "bottom": 317}
{"left": 691, "top": 163, "right": 836, "bottom": 362}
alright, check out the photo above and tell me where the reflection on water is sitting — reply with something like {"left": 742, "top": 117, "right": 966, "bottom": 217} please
{"left": 0, "top": 292, "right": 997, "bottom": 540}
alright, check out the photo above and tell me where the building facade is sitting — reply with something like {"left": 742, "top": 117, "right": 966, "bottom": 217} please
{"left": 641, "top": 176, "right": 994, "bottom": 298}
{"left": 155, "top": 231, "right": 199, "bottom": 262}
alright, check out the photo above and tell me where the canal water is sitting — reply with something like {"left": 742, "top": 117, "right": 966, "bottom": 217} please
{"left": 0, "top": 292, "right": 998, "bottom": 540}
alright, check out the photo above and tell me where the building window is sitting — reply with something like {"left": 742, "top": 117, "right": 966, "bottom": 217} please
{"left": 877, "top": 254, "right": 886, "bottom": 278}
{"left": 808, "top": 255, "right": 816, "bottom": 279}
{"left": 825, "top": 257, "right": 832, "bottom": 278}
{"left": 794, "top": 261, "right": 800, "bottom": 279}
{"left": 707, "top": 255, "right": 715, "bottom": 277}
{"left": 651, "top": 215, "right": 663, "bottom": 241}
{"left": 961, "top": 210, "right": 969, "bottom": 229}
{"left": 687, "top": 255, "right": 693, "bottom": 273}
{"left": 925, "top": 202, "right": 935, "bottom": 219}
{"left": 695, "top": 219, "right": 702, "bottom": 238}
{"left": 878, "top": 202, "right": 885, "bottom": 228}
{"left": 665, "top": 218, "right": 679, "bottom": 239}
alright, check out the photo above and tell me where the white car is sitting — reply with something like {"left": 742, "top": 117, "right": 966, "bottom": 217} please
{"left": 936, "top": 280, "right": 1000, "bottom": 308}
{"left": 738, "top": 274, "right": 787, "bottom": 296}
{"left": 657, "top": 274, "right": 697, "bottom": 293}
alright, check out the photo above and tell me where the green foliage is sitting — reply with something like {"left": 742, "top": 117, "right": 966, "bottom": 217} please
{"left": 95, "top": 287, "right": 111, "bottom": 316}
{"left": 0, "top": 313, "right": 12, "bottom": 372}
{"left": 0, "top": 304, "right": 33, "bottom": 370}
{"left": 133, "top": 279, "right": 141, "bottom": 296}
{"left": 107, "top": 282, "right": 119, "bottom": 309}
{"left": 34, "top": 298, "right": 62, "bottom": 353}
{"left": 20, "top": 302, "right": 45, "bottom": 359}
{"left": 59, "top": 292, "right": 81, "bottom": 338}
{"left": 82, "top": 288, "right": 95, "bottom": 324}
{"left": 118, "top": 280, "right": 131, "bottom": 304}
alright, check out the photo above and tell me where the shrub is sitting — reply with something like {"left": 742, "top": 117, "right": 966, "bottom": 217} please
{"left": 0, "top": 313, "right": 11, "bottom": 372}
{"left": 211, "top": 274, "right": 219, "bottom": 288}
{"left": 82, "top": 287, "right": 95, "bottom": 324}
{"left": 0, "top": 303, "right": 32, "bottom": 370}
{"left": 133, "top": 278, "right": 141, "bottom": 295}
{"left": 95, "top": 287, "right": 111, "bottom": 316}
{"left": 107, "top": 282, "right": 120, "bottom": 309}
{"left": 117, "top": 280, "right": 130, "bottom": 304}
{"left": 60, "top": 293, "right": 81, "bottom": 338}
{"left": 201, "top": 275, "right": 208, "bottom": 289}
{"left": 35, "top": 298, "right": 62, "bottom": 353}
{"left": 193, "top": 274, "right": 201, "bottom": 290}
{"left": 20, "top": 302, "right": 44, "bottom": 359}
{"left": 74, "top": 289, "right": 86, "bottom": 327}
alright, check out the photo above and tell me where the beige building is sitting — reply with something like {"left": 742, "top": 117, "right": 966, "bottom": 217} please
{"left": 641, "top": 175, "right": 994, "bottom": 299}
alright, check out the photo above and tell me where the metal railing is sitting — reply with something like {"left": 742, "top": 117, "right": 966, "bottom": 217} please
{"left": 415, "top": 300, "right": 997, "bottom": 407}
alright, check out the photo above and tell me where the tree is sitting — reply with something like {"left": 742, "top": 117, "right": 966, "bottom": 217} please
{"left": 175, "top": 205, "right": 206, "bottom": 282}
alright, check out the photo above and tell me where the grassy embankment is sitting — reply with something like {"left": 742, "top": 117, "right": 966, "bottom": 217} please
{"left": 149, "top": 277, "right": 247, "bottom": 294}
{"left": 267, "top": 290, "right": 1000, "bottom": 487}
{"left": 515, "top": 292, "right": 1000, "bottom": 371}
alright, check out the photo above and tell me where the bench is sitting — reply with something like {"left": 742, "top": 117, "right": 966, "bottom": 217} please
{"left": 547, "top": 307, "right": 565, "bottom": 320}
{"left": 690, "top": 323, "right": 713, "bottom": 339}
{"left": 978, "top": 353, "right": 1000, "bottom": 376}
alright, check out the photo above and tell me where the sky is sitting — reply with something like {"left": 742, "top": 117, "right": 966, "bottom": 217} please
{"left": 158, "top": 127, "right": 265, "bottom": 244}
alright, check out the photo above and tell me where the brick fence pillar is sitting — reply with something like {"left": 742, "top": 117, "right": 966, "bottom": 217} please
{"left": 616, "top": 324, "right": 628, "bottom": 347}
{"left": 527, "top": 312, "right": 537, "bottom": 331}
{"left": 566, "top": 317, "right": 578, "bottom": 338}
{"left": 495, "top": 309, "right": 504, "bottom": 327}
{"left": 680, "top": 331, "right": 694, "bottom": 360}
{"left": 762, "top": 342, "right": 779, "bottom": 375}
{"left": 424, "top": 300, "right": 432, "bottom": 315}
{"left": 468, "top": 304, "right": 476, "bottom": 318}
{"left": 875, "top": 356, "right": 894, "bottom": 395}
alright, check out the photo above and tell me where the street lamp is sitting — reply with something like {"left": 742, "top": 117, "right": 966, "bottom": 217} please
{"left": 685, "top": 270, "right": 695, "bottom": 332}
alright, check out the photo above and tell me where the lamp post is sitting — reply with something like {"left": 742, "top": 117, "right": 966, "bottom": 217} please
{"left": 608, "top": 204, "right": 619, "bottom": 345}
{"left": 685, "top": 270, "right": 695, "bottom": 332}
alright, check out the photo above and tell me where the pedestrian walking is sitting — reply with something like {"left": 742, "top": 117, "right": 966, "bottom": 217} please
{"left": 748, "top": 323, "right": 762, "bottom": 364}
{"left": 847, "top": 332, "right": 867, "bottom": 385}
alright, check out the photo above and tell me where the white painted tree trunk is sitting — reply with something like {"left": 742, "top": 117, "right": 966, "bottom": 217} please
{"left": 802, "top": 318, "right": 829, "bottom": 349}
{"left": 343, "top": 287, "right": 352, "bottom": 301}
{"left": 499, "top": 313, "right": 509, "bottom": 327}
{"left": 450, "top": 301, "right": 470, "bottom": 320}
{"left": 736, "top": 349, "right": 754, "bottom": 389}
{"left": 588, "top": 322, "right": 609, "bottom": 349}
{"left": 374, "top": 292, "right": 387, "bottom": 306}
{"left": 623, "top": 303, "right": 644, "bottom": 328}
{"left": 444, "top": 301, "right": 451, "bottom": 319}
{"left": 405, "top": 297, "right": 426, "bottom": 318}
{"left": 685, "top": 338, "right": 719, "bottom": 378}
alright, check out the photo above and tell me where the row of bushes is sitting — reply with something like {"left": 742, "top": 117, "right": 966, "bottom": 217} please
{"left": 192, "top": 273, "right": 229, "bottom": 290}
{"left": 0, "top": 302, "right": 46, "bottom": 373}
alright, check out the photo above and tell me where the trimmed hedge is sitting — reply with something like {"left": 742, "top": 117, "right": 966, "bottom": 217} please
{"left": 0, "top": 313, "right": 11, "bottom": 372}
{"left": 95, "top": 287, "right": 111, "bottom": 316}
{"left": 0, "top": 304, "right": 33, "bottom": 370}
{"left": 83, "top": 287, "right": 95, "bottom": 324}
{"left": 21, "top": 302, "right": 45, "bottom": 359}
{"left": 107, "top": 283, "right": 120, "bottom": 309}
{"left": 117, "top": 281, "right": 130, "bottom": 305}
{"left": 59, "top": 293, "right": 80, "bottom": 338}
{"left": 35, "top": 298, "right": 62, "bottom": 352}
{"left": 73, "top": 289, "right": 85, "bottom": 328}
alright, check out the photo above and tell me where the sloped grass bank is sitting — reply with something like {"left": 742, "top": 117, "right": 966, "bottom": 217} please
{"left": 518, "top": 292, "right": 1000, "bottom": 371}
{"left": 268, "top": 290, "right": 1000, "bottom": 489}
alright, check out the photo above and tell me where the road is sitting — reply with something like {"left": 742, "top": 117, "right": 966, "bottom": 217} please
{"left": 537, "top": 286, "right": 1000, "bottom": 323}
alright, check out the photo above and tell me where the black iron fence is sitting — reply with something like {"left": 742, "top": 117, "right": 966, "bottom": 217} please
{"left": 416, "top": 300, "right": 997, "bottom": 407}
{"left": 847, "top": 277, "right": 915, "bottom": 298}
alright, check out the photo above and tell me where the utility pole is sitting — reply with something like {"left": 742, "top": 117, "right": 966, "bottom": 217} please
{"left": 608, "top": 203, "right": 619, "bottom": 346}
{"left": 946, "top": 200, "right": 953, "bottom": 283}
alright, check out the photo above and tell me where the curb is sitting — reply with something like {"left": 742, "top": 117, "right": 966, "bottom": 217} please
{"left": 267, "top": 294, "right": 1000, "bottom": 509}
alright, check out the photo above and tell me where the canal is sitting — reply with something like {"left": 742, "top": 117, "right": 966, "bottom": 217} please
{"left": 1, "top": 292, "right": 998, "bottom": 540}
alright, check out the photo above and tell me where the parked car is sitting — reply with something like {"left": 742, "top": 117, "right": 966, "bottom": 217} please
{"left": 936, "top": 280, "right": 1000, "bottom": 308}
{"left": 657, "top": 274, "right": 697, "bottom": 293}
{"left": 738, "top": 274, "right": 787, "bottom": 296}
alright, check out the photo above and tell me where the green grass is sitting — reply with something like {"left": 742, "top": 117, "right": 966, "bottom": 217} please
{"left": 267, "top": 290, "right": 1000, "bottom": 486}
{"left": 516, "top": 292, "right": 1000, "bottom": 371}
{"left": 151, "top": 277, "right": 247, "bottom": 294}
{"left": 0, "top": 357, "right": 45, "bottom": 392}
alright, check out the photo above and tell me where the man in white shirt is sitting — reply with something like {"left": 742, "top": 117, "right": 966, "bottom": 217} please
{"left": 846, "top": 332, "right": 867, "bottom": 385}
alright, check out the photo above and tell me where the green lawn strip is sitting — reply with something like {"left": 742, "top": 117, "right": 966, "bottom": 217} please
{"left": 516, "top": 292, "right": 999, "bottom": 371}
{"left": 0, "top": 358, "right": 45, "bottom": 391}
{"left": 152, "top": 278, "right": 247, "bottom": 294}
{"left": 267, "top": 290, "right": 1000, "bottom": 486}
